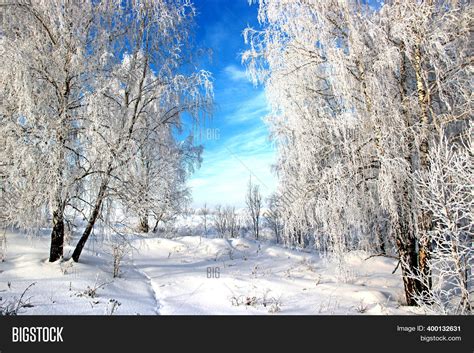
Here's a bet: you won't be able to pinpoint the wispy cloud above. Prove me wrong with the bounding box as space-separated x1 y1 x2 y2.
224 124 270 154
225 91 270 124
223 65 249 82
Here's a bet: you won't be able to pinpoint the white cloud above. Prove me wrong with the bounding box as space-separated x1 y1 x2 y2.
223 65 249 82
225 124 270 154
226 91 270 124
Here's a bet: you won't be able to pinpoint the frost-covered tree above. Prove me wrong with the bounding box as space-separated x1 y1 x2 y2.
213 205 241 239
1 0 110 261
411 132 472 314
71 0 212 262
200 203 210 234
264 194 284 244
244 0 472 306
213 205 228 238
246 178 262 240
121 128 202 234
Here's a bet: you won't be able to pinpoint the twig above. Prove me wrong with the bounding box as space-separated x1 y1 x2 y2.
392 260 401 274
364 253 399 261
15 282 36 312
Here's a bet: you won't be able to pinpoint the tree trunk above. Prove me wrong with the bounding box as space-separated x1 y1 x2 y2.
49 139 66 262
396 227 420 306
152 213 163 233
71 177 108 262
138 215 149 233
49 208 64 262
255 220 259 240
376 226 386 255
414 43 433 298
394 44 429 306
395 210 424 306
48 71 73 262
417 212 432 298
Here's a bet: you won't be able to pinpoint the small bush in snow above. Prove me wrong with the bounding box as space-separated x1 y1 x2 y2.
106 237 132 278
230 290 282 313
106 299 121 315
76 276 110 299
60 260 74 275
355 300 369 314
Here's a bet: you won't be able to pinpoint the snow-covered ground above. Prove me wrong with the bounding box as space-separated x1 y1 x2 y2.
0 229 423 315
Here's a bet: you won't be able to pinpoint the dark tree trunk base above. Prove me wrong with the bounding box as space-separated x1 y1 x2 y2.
396 214 423 306
72 177 109 262
49 211 65 262
139 216 149 233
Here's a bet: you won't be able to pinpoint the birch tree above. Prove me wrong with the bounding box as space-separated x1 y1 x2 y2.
71 0 212 262
1 0 108 261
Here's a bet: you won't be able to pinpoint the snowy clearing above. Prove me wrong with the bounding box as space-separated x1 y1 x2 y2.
0 230 423 315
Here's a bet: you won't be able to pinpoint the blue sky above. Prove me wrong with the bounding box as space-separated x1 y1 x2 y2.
184 0 277 208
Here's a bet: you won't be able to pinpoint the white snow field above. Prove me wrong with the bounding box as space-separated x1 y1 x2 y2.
0 229 423 315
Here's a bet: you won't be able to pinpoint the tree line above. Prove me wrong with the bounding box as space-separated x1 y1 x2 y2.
244 0 472 313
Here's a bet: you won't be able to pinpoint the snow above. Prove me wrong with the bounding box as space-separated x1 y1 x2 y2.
0 228 423 315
